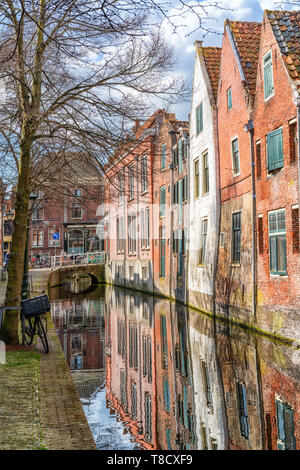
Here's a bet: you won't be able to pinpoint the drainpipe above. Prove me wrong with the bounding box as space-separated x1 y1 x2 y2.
185 135 190 305
169 161 174 298
168 130 179 298
244 119 256 319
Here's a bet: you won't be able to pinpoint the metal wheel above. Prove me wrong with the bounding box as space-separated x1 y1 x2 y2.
37 315 49 354
21 315 35 345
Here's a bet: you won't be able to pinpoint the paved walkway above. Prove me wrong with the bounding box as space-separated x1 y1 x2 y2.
0 270 96 450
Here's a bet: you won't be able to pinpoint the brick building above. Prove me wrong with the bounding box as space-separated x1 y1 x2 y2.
216 20 262 324
29 180 103 260
105 110 188 297
253 10 300 340
152 116 189 299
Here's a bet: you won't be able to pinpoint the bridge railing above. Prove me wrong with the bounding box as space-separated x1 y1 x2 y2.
51 251 106 268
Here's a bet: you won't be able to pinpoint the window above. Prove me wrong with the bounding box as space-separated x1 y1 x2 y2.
173 181 179 204
178 138 183 174
161 144 166 170
276 399 296 450
227 87 232 110
202 362 213 407
203 152 209 195
258 217 264 254
173 147 178 167
178 179 183 223
269 210 287 275
194 159 199 198
145 207 150 248
144 394 152 442
71 202 82 219
236 382 249 439
131 382 137 419
74 189 81 197
118 170 125 204
199 219 208 265
232 138 240 175
128 213 137 254
32 229 43 247
256 141 261 178
183 175 188 201
32 208 44 220
159 226 166 277
129 164 134 200
196 103 203 135
292 207 299 253
232 212 241 263
263 50 274 100
49 228 60 247
163 378 171 412
159 185 166 218
267 127 283 171
289 122 298 164
117 217 125 253
141 155 148 193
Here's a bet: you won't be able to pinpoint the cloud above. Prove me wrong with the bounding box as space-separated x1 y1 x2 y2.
160 0 298 119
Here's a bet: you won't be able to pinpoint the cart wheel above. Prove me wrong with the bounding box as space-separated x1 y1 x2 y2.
22 316 34 345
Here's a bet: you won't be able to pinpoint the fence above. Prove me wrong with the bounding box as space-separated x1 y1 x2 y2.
50 251 106 268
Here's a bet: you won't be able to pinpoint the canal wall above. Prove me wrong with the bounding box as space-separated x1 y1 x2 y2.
48 263 300 345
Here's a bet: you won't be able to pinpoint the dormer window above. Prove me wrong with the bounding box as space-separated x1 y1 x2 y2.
263 50 274 100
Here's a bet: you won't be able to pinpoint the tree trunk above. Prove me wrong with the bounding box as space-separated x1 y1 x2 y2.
0 121 33 344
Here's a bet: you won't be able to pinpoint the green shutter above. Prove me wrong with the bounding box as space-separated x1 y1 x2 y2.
264 54 273 99
179 179 183 222
267 128 283 171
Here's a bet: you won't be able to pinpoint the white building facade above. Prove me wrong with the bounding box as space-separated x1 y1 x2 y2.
188 42 221 314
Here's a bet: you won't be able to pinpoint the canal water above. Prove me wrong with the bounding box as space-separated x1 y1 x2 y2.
49 283 300 450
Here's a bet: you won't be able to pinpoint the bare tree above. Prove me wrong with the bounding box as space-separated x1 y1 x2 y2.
0 0 228 344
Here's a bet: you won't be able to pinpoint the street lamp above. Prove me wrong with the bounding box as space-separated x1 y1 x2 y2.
21 193 37 300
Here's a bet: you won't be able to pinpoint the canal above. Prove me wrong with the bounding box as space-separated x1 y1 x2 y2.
49 283 300 450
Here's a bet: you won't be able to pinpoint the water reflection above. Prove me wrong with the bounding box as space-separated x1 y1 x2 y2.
50 285 300 450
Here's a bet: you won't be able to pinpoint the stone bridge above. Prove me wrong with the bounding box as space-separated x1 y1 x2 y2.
48 264 105 289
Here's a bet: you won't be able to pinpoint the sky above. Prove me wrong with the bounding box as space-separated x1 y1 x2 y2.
159 0 299 120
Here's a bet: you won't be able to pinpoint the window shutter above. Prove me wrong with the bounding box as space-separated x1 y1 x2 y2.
264 55 273 99
267 128 283 171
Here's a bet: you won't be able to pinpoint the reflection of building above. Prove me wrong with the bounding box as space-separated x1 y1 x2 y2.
154 300 196 450
257 339 299 450
105 287 157 450
51 298 105 370
105 287 197 450
215 323 265 450
189 313 227 449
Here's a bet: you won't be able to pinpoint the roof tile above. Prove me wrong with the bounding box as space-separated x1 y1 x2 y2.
227 20 262 96
199 47 222 103
266 10 300 84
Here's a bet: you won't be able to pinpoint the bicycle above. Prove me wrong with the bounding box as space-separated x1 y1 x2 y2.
21 294 50 354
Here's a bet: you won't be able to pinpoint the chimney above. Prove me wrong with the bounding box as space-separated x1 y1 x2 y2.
132 119 140 133
194 40 203 49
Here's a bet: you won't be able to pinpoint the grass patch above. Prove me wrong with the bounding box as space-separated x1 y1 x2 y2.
1 350 40 369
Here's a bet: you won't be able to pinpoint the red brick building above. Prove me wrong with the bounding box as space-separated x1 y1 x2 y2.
105 110 188 297
29 181 103 260
216 20 262 324
152 117 189 299
253 10 300 340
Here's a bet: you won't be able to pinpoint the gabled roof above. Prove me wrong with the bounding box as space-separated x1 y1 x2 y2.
201 47 222 102
266 10 300 86
226 20 262 96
